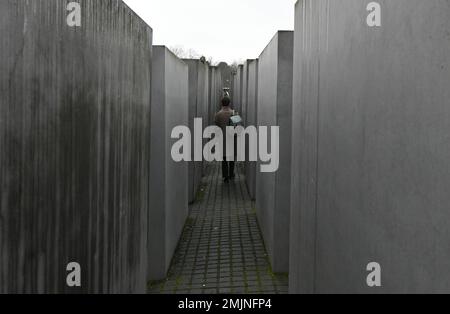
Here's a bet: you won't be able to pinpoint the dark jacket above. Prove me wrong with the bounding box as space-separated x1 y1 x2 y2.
214 107 233 131
215 107 235 158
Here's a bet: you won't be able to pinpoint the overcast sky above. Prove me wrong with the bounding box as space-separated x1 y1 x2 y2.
123 0 295 64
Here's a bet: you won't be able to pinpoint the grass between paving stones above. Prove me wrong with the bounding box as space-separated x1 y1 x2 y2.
148 279 166 293
148 164 288 294
195 183 208 202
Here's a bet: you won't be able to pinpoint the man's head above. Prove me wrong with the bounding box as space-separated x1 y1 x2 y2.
221 97 231 108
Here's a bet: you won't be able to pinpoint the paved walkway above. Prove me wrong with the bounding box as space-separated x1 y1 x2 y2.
148 162 288 294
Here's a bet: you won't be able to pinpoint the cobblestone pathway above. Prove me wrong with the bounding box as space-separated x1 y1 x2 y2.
148 163 288 294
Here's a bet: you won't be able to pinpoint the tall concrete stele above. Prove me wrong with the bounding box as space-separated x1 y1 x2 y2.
256 31 294 274
208 66 224 125
243 59 259 200
183 59 209 203
0 0 153 293
290 0 450 294
149 46 189 281
217 62 233 97
232 65 244 114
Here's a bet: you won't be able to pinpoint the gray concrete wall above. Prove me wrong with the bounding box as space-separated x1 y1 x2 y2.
241 62 249 125
0 0 152 293
232 65 244 113
238 65 244 113
256 32 293 273
208 66 216 125
244 60 259 200
215 68 223 114
149 46 188 281
217 62 232 91
208 65 223 125
290 0 450 293
198 61 210 127
230 74 235 104
184 59 209 202
197 61 209 175
232 73 238 109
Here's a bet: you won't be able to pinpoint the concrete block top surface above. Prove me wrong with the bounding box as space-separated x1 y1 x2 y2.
154 45 187 64
258 31 294 59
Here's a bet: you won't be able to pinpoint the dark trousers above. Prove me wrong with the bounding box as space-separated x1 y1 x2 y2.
222 157 235 179
222 135 237 179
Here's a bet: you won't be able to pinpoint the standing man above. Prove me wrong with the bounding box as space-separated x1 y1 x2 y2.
215 97 236 183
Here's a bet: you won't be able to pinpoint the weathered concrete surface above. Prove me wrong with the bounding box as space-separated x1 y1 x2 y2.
184 59 209 203
256 32 293 273
230 74 235 106
289 0 320 294
149 46 188 281
232 65 244 113
208 67 216 124
217 62 232 92
0 0 152 293
243 60 259 200
290 0 450 293
208 66 223 125
241 62 249 124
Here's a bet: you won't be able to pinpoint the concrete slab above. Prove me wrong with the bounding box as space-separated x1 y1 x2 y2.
232 65 244 113
290 0 450 293
217 62 232 92
149 46 189 281
184 59 209 202
241 62 249 123
0 0 152 293
256 31 293 273
289 0 321 293
209 65 224 125
244 60 259 200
